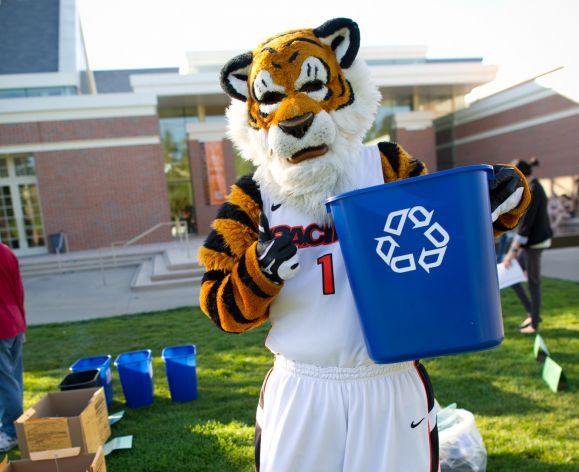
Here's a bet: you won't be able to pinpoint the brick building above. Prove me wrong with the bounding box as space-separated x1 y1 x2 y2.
2 0 522 256
435 71 579 197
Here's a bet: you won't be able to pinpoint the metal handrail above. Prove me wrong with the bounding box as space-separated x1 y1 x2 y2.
110 220 190 267
111 221 181 249
98 219 192 285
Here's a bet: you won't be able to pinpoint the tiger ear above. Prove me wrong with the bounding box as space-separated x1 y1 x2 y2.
220 52 253 102
313 18 360 69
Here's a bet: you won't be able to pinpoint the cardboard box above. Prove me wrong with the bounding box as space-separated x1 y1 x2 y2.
0 446 106 472
15 388 110 459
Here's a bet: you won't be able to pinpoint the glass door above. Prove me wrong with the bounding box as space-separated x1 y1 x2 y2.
159 113 197 234
0 184 20 249
0 155 46 255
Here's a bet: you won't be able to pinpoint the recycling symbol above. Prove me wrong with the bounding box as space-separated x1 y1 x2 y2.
375 206 450 274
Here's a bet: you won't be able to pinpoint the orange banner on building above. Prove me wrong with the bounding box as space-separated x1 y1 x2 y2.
204 141 227 205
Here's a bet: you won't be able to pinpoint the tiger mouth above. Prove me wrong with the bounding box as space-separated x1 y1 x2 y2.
287 145 329 164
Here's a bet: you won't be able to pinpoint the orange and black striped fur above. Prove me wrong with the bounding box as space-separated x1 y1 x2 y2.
199 18 530 333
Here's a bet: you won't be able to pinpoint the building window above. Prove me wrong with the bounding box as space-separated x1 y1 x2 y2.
0 154 45 253
204 105 227 122
0 86 77 100
14 155 36 176
19 184 44 248
0 158 8 178
159 109 198 233
365 95 412 142
0 89 26 99
0 185 19 249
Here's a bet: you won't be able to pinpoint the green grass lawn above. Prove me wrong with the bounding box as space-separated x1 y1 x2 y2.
6 277 579 471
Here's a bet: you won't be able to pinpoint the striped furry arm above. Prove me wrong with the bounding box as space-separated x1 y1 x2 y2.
378 141 428 182
198 174 282 333
491 165 531 237
377 141 531 237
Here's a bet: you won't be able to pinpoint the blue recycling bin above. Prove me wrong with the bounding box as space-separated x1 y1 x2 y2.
326 165 503 363
70 355 114 406
114 350 154 408
162 345 197 402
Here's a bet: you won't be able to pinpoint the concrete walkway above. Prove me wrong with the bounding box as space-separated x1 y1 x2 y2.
24 267 200 325
23 245 578 326
542 246 579 282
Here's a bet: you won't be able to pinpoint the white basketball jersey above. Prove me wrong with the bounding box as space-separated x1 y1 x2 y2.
262 144 384 367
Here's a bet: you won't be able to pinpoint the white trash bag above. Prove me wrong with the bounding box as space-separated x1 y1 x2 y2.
437 402 487 472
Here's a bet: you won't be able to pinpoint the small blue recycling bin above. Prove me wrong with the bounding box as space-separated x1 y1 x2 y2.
162 344 197 402
326 165 503 363
114 349 154 408
70 355 113 406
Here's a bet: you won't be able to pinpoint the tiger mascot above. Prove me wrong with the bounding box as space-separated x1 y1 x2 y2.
199 18 530 471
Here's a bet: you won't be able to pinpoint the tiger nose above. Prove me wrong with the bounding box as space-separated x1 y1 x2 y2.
278 113 314 139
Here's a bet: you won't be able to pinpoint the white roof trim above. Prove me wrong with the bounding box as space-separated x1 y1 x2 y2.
131 72 221 96
187 122 227 142
369 63 497 87
392 111 435 131
0 93 158 123
0 72 79 90
0 136 160 154
130 61 496 97
451 81 557 126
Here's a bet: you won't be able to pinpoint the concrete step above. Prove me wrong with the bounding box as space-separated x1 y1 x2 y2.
131 259 203 291
21 254 149 269
21 259 143 277
149 255 204 281
20 249 165 278
164 248 199 270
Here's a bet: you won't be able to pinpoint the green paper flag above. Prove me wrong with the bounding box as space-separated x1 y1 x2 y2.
541 357 568 392
533 334 550 363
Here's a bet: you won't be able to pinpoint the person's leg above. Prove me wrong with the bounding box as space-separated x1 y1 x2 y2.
525 249 543 330
343 361 439 471
256 357 347 472
511 249 533 323
0 334 24 439
511 282 532 313
12 333 23 414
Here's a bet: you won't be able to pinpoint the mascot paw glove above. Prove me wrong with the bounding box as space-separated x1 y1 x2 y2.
489 165 525 222
256 213 300 283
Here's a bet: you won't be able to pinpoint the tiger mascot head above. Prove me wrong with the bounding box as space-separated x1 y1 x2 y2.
221 18 380 223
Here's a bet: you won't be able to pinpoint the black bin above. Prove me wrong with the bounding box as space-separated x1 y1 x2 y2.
59 369 102 391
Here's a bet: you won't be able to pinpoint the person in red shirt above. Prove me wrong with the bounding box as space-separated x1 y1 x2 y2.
0 243 26 452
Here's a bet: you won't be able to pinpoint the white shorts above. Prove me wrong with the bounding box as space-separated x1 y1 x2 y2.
255 356 438 472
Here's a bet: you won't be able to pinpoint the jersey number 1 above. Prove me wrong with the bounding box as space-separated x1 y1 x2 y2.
317 253 335 295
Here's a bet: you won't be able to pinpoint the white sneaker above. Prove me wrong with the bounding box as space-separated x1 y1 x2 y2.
0 431 18 452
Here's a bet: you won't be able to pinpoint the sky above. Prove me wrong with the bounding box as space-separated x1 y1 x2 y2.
78 0 579 102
